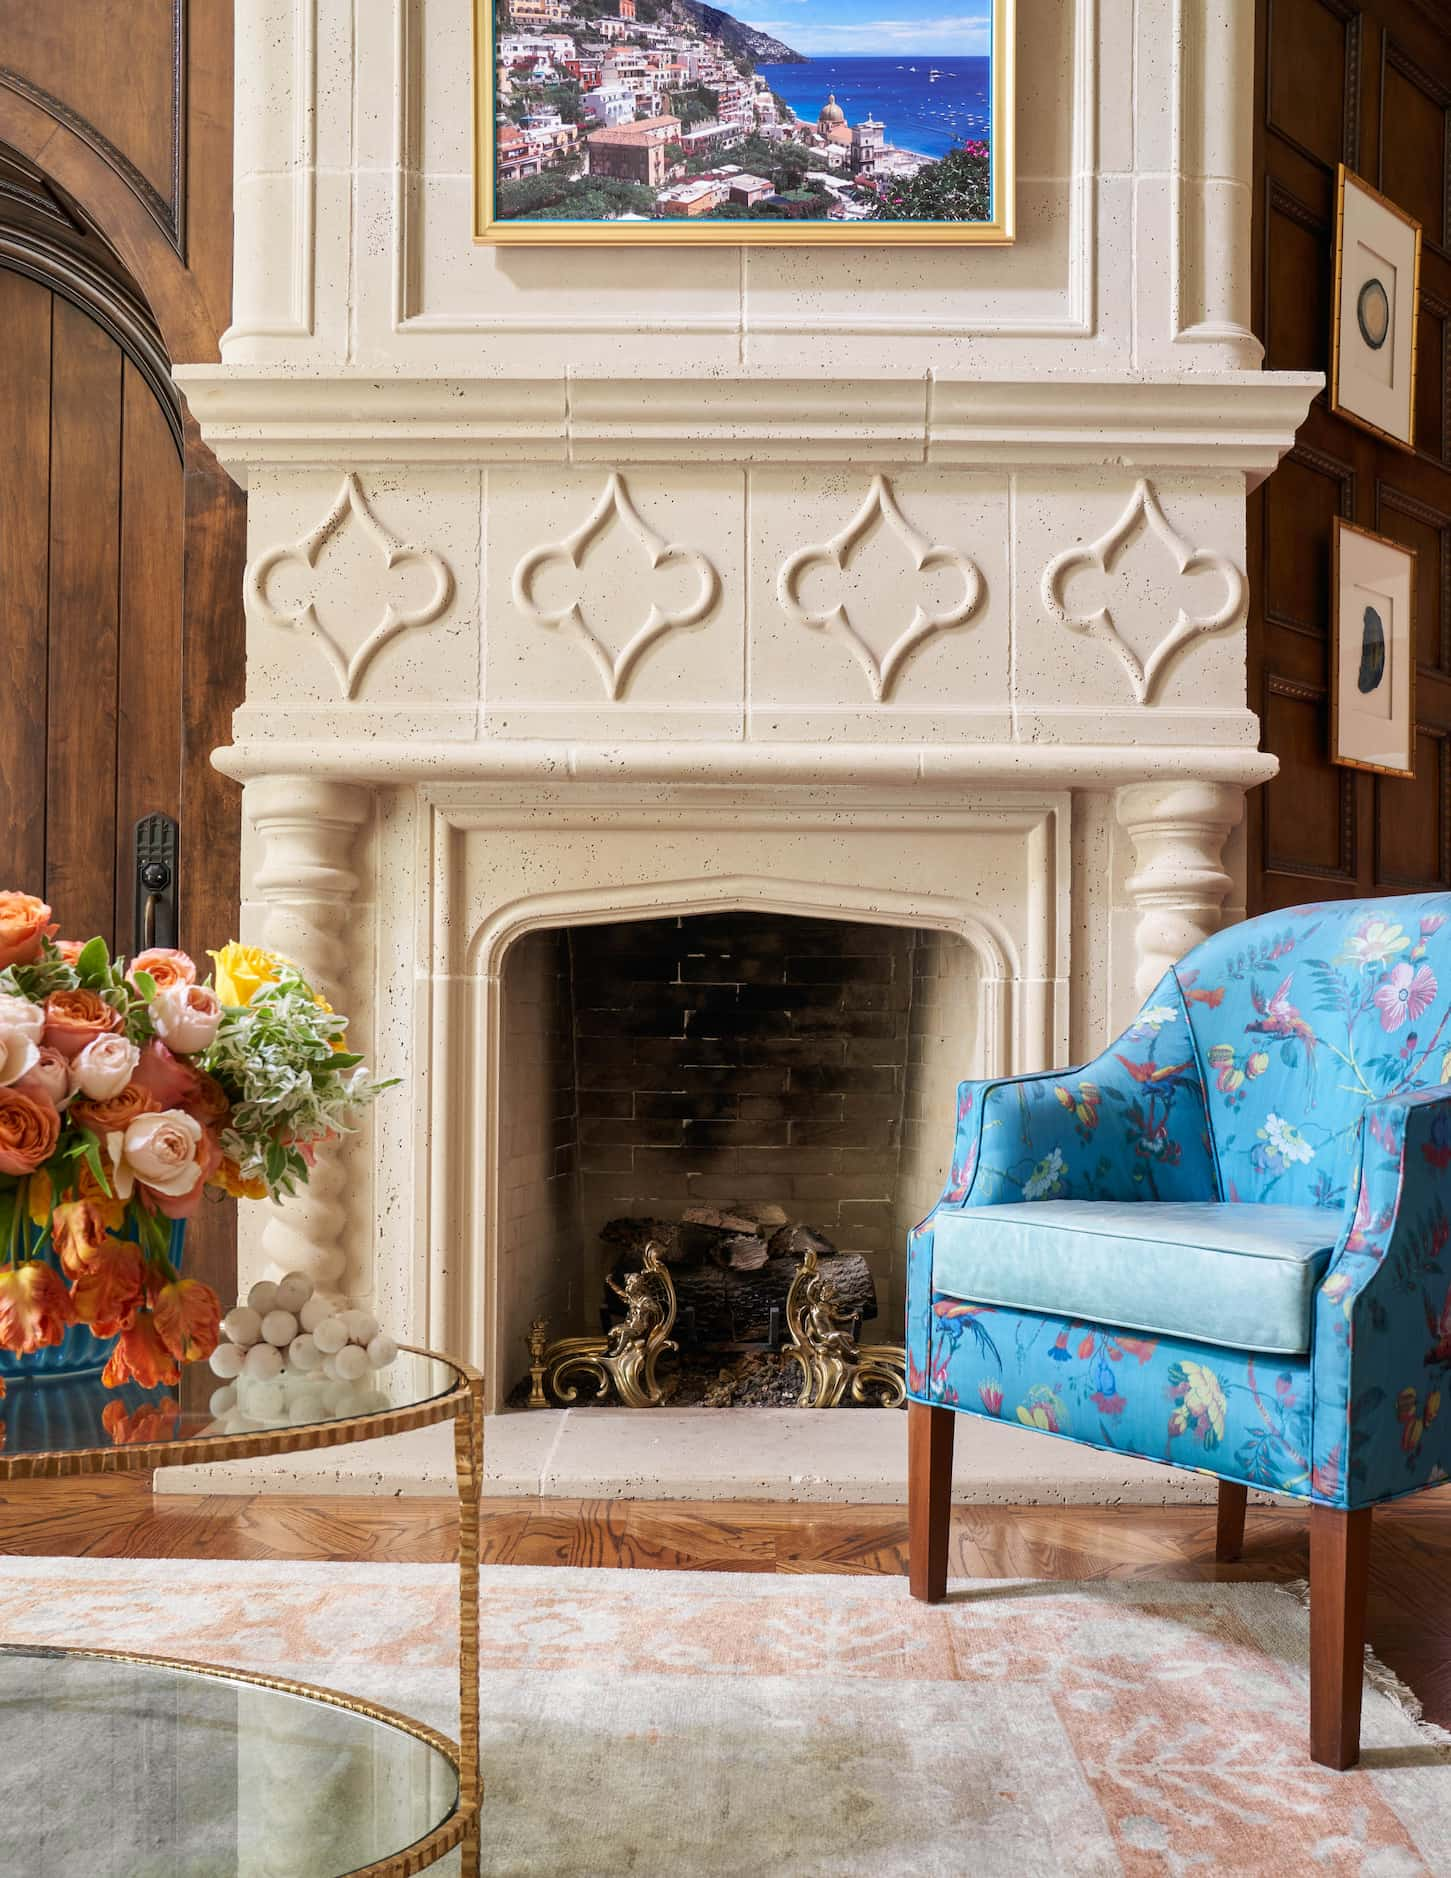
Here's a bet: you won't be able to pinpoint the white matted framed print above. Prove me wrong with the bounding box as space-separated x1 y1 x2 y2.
473 0 1014 244
1332 518 1417 780
1331 165 1422 451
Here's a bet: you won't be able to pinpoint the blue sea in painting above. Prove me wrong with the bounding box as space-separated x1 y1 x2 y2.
756 55 991 161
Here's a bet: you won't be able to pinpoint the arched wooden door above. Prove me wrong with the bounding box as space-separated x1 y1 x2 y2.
0 265 184 951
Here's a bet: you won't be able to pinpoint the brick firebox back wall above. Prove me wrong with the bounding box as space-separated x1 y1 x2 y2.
564 911 979 1326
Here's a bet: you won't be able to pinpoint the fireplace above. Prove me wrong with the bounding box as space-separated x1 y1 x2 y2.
496 909 979 1394
174 0 1319 1494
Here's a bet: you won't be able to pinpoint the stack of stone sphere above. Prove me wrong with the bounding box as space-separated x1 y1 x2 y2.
207 1270 399 1428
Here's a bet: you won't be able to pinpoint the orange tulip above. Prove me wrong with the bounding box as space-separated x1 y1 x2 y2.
211 1155 268 1202
102 1398 180 1446
152 1278 221 1363
52 1200 122 1278
0 1262 76 1354
69 1238 146 1338
102 1310 180 1389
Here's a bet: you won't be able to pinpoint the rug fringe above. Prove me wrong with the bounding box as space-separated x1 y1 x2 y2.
1273 1577 1451 1751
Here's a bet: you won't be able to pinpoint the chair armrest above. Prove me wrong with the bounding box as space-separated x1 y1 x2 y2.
1311 1083 1451 1506
931 970 1218 1214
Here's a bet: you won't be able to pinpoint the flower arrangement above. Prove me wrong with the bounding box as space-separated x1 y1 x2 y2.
0 890 388 1389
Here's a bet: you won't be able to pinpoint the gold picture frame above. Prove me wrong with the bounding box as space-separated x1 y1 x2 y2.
473 0 1014 243
1330 164 1423 454
1331 516 1417 781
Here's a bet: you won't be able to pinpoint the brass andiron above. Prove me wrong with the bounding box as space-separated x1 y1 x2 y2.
528 1244 678 1409
526 1318 550 1408
785 1247 907 1408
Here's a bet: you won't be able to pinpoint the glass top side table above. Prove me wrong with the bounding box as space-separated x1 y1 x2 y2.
0 1346 483 1878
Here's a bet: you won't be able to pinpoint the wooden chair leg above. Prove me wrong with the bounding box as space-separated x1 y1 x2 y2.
1215 1481 1248 1562
908 1401 955 1603
1309 1504 1373 1770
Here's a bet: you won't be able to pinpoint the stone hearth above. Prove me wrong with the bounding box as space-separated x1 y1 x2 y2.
170 0 1320 1495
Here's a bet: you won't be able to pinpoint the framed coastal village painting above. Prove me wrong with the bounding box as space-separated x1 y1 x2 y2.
473 0 1014 243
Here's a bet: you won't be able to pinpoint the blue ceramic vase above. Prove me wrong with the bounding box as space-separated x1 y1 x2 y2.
0 1213 187 1381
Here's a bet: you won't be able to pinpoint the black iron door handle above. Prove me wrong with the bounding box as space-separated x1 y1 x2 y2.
133 813 179 954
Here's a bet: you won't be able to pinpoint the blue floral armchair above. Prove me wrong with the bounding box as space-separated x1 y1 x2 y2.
906 892 1451 1768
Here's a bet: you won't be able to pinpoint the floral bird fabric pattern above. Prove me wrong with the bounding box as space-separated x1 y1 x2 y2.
907 894 1451 1510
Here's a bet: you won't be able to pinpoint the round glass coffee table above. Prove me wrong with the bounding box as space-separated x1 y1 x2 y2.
0 1346 483 1878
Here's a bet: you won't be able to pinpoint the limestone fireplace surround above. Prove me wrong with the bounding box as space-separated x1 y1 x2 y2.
167 0 1322 1499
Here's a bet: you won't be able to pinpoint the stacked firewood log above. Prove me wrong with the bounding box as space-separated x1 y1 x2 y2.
601 1203 876 1349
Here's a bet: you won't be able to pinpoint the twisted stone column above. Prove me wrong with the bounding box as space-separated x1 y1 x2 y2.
1116 780 1244 1005
242 775 372 1302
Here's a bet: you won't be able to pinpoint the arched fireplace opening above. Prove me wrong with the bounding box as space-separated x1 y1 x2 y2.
493 908 980 1408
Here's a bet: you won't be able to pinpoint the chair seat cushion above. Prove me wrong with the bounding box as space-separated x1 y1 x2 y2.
931 1201 1340 1357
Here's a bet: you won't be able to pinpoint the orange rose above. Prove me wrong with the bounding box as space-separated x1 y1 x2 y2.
152 1277 221 1362
0 1087 60 1176
0 1261 75 1354
53 940 84 964
69 1080 157 1139
70 1238 146 1338
0 893 56 970
43 989 121 1061
129 948 196 992
102 1309 179 1389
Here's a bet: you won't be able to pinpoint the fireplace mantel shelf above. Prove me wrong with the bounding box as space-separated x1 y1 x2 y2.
178 368 1322 478
213 738 1278 790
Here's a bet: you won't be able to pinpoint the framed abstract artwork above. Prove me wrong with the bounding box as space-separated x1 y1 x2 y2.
1332 518 1417 780
473 0 1014 243
1331 165 1422 451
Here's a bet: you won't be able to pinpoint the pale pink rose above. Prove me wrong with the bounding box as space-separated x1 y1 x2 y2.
70 1033 142 1102
149 1123 224 1221
131 1040 203 1110
107 1109 204 1201
0 1032 39 1089
12 1046 69 1108
0 994 44 1044
128 948 196 992
149 982 222 1055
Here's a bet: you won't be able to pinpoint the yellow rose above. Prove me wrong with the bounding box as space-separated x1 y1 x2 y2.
209 943 289 1008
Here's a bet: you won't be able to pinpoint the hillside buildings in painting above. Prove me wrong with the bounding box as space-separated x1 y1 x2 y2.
492 0 933 222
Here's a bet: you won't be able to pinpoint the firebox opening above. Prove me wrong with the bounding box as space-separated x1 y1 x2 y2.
495 910 980 1407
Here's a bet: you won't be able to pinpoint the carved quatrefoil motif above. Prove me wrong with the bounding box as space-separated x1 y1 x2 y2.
511 473 720 700
245 473 455 699
776 475 983 702
1040 479 1247 704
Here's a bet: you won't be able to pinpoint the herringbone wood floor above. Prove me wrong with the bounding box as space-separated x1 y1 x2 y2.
3 1478 1448 1726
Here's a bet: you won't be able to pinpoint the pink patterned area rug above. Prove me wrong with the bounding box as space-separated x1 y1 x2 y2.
3 1558 1449 1876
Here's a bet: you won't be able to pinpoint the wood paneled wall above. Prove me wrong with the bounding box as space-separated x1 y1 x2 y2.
1250 0 1451 911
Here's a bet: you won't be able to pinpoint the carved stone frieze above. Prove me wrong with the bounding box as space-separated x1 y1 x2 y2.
245 473 455 699
1040 479 1247 704
511 471 720 700
776 474 983 702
